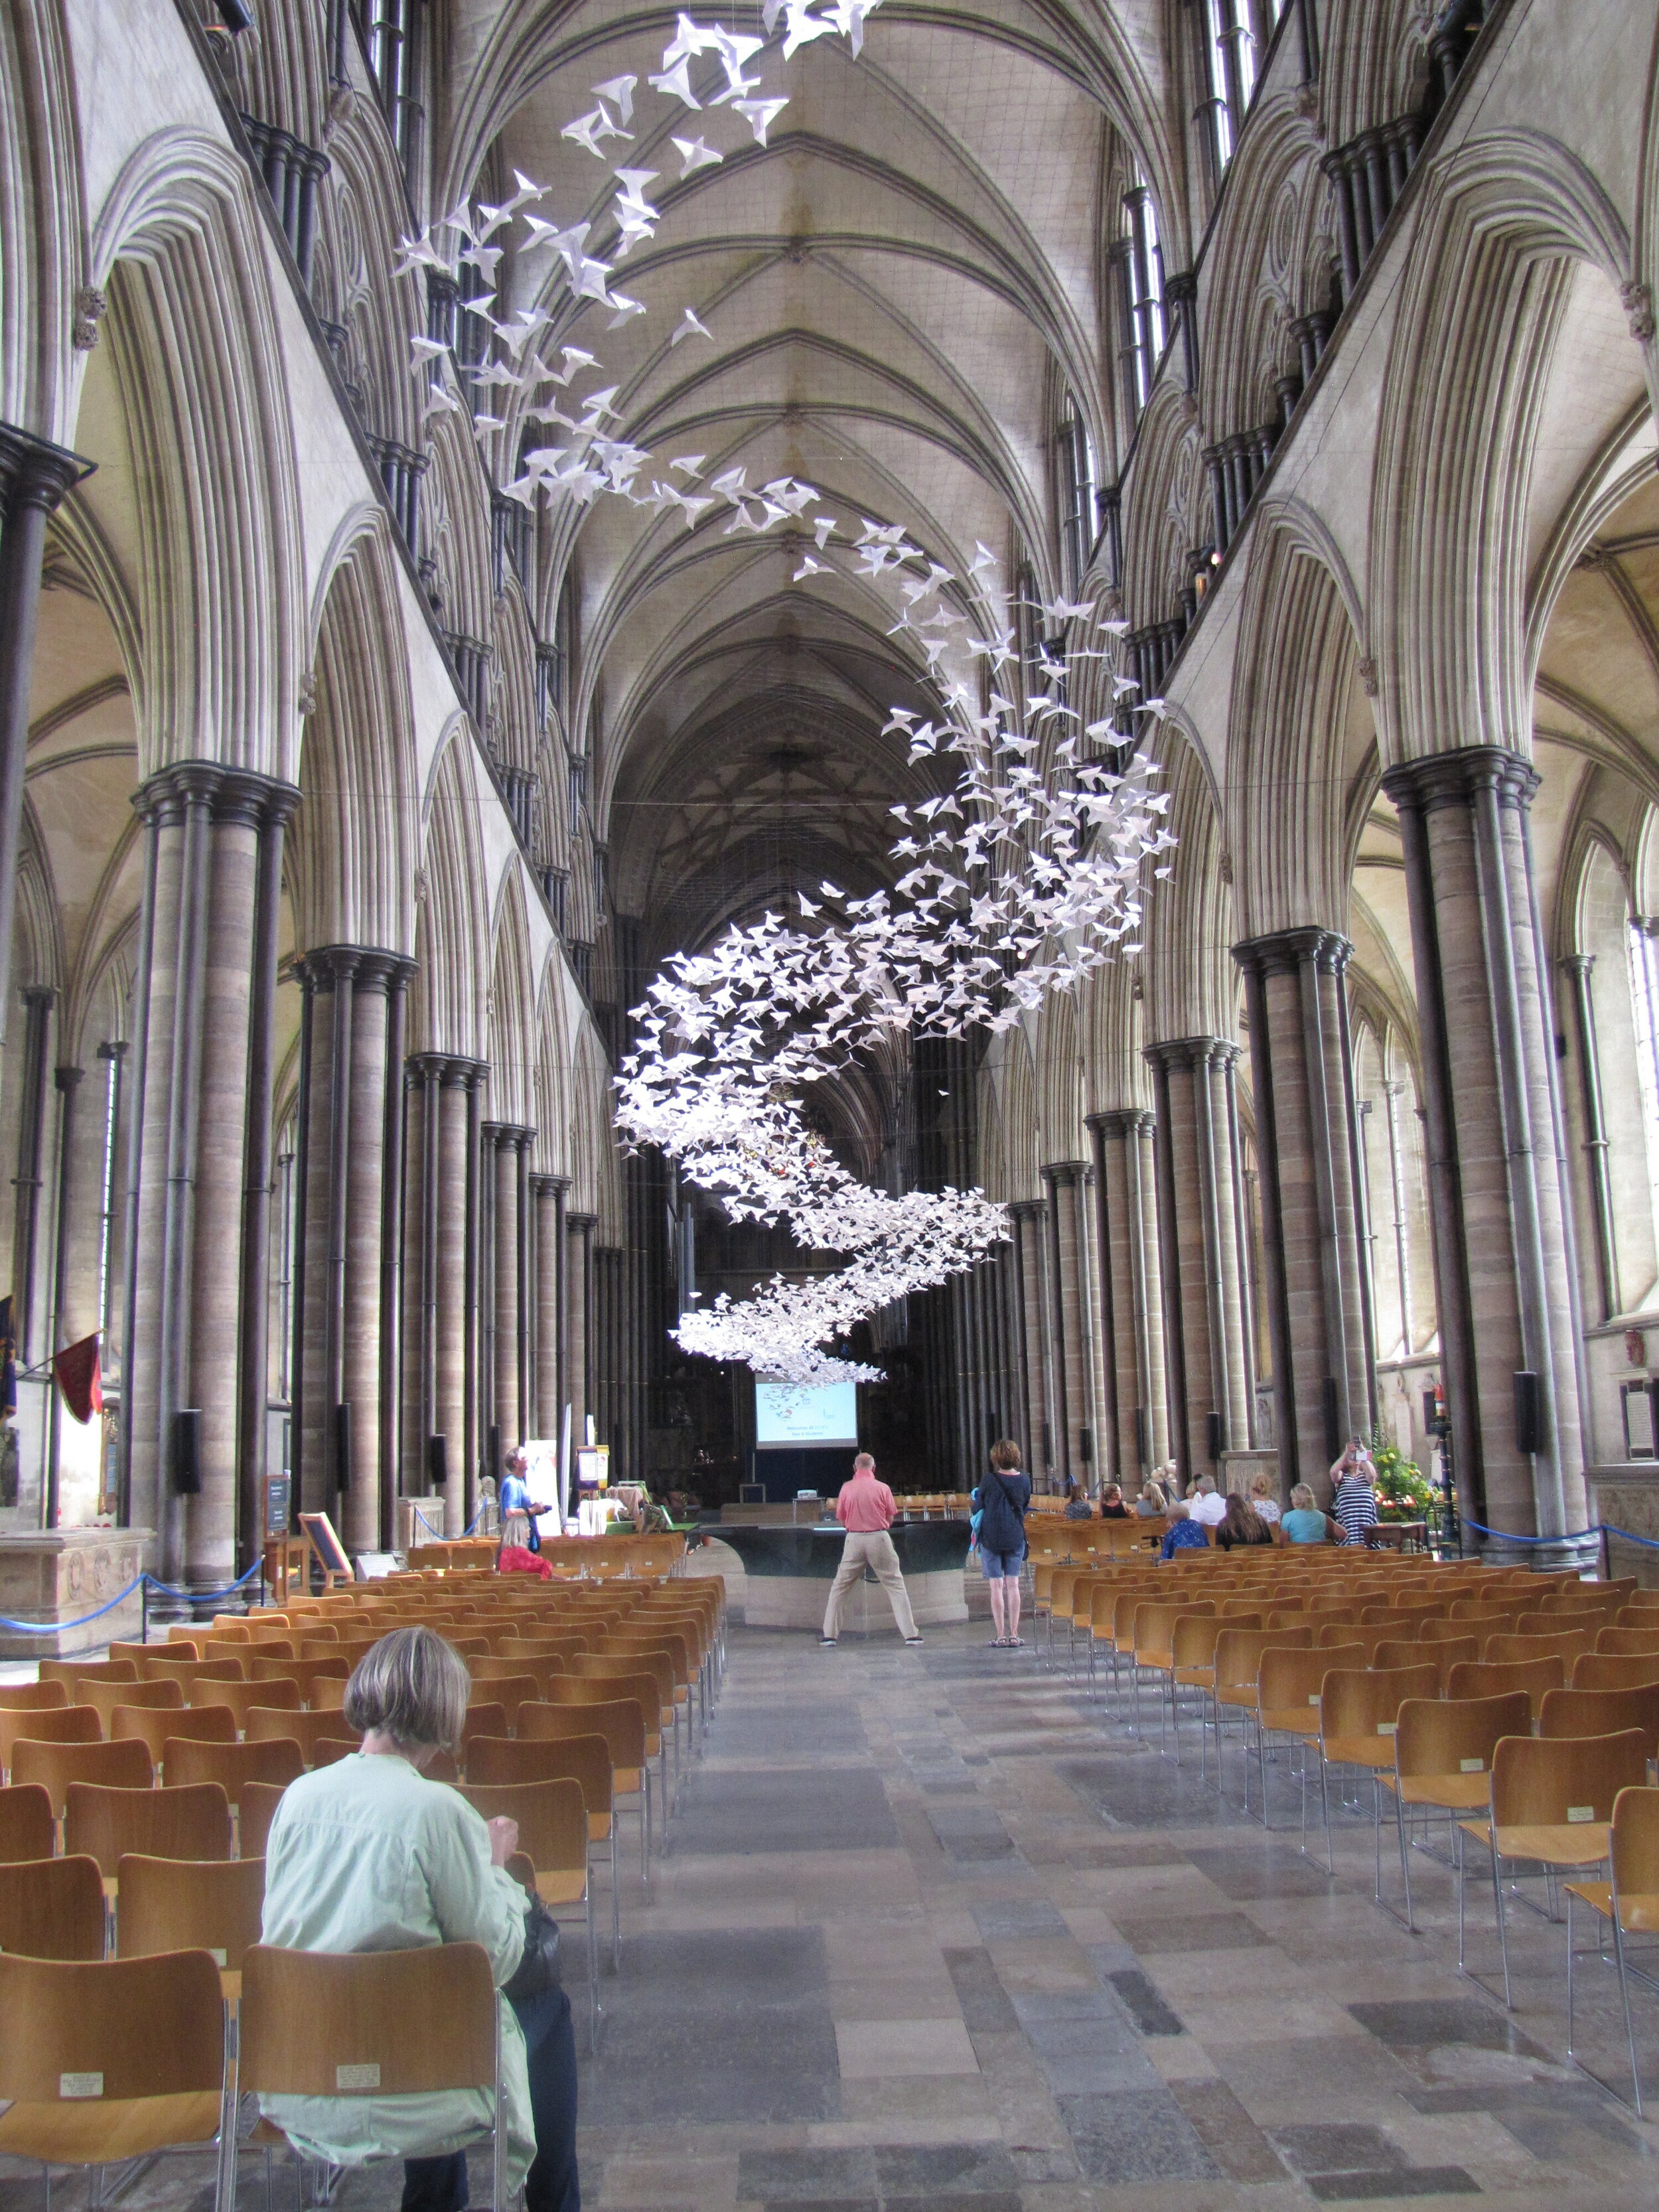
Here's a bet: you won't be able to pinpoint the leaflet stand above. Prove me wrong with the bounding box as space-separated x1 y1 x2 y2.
299 1511 351 1593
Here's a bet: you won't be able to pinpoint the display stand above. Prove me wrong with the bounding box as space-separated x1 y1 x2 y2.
263 1534 309 1603
298 1511 351 1592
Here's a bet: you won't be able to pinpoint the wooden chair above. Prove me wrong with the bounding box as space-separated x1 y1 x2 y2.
13 1735 151 1819
1486 1629 1595 1669
1459 1728 1650 2006
117 1854 266 2000
244 1708 352 1765
200 1678 301 1731
1375 1635 1479 1694
1321 1621 1424 1668
64 1781 231 1895
165 1737 305 1832
460 1779 597 2047
0 1681 68 1712
1447 1654 1566 1722
236 1941 509 2211
1540 1684 1659 1763
36 1659 138 1691
137 1655 248 1688
1576 1651 1659 1693
1255 1642 1364 1831
466 1733 618 1967
0 1854 106 1960
0 1950 230 2189
112 1704 238 1777
236 1781 288 1861
1376 1692 1531 1930
249 1657 348 1702
1564 1785 1659 2116
0 1703 102 1781
1597 1629 1659 1657
1129 1599 1216 1746
459 1704 508 1757
1210 1627 1313 1810
0 1782 56 1865
1315 1663 1441 1872
465 1674 541 1728
473 1655 566 1704
519 1698 653 1885
73 1679 184 1732
563 1660 675 1779
311 1737 364 1768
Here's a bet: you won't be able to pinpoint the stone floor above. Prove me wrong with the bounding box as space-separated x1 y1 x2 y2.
5 1615 1659 2210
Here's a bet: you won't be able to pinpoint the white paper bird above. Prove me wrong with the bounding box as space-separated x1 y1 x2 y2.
670 306 713 344
733 96 788 144
591 74 638 123
672 135 724 176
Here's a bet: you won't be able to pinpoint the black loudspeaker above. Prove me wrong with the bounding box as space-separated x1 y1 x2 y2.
427 1432 448 1489
172 1409 202 1496
1423 1388 1438 1436
1041 1420 1053 1470
1322 1376 1341 1461
1514 1371 1542 1455
334 1402 352 1492
1078 1427 1093 1465
1206 1410 1223 1463
1133 1406 1147 1467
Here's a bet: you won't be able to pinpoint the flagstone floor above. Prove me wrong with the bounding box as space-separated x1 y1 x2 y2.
7 1615 1659 2211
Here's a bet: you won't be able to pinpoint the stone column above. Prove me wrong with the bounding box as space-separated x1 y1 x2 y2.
0 426 88 1053
44 1063 83 1527
235 784 297 1569
464 1076 484 1528
1233 928 1375 1500
10 984 56 1363
119 764 291 1585
491 1126 535 1453
1088 1112 1143 1485
531 1173 568 1441
1561 954 1617 1324
478 1121 502 1481
400 1055 443 1495
434 1061 480 1534
292 948 356 1521
1041 1163 1091 1489
1145 1038 1252 1491
378 963 411 1545
566 1211 596 1512
1009 1199 1052 1481
1382 749 1592 1563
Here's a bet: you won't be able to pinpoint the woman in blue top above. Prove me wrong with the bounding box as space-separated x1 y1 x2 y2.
499 1447 552 1554
1280 1483 1342 1544
974 1439 1032 1649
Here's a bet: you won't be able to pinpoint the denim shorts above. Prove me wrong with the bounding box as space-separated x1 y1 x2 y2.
978 1547 1023 1582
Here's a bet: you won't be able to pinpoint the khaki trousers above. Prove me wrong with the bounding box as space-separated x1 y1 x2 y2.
822 1529 918 1640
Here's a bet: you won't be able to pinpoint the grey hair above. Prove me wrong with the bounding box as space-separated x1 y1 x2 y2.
1195 1475 1216 1494
342 1626 470 1753
1168 1500 1190 1519
1290 1483 1315 1510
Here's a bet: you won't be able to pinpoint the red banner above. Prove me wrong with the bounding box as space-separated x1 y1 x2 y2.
53 1334 102 1424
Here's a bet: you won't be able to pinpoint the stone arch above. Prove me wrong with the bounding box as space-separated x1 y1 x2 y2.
1035 989 1085 1165
413 721 490 1059
87 129 305 779
1120 378 1206 627
289 514 421 952
1228 500 1374 937
532 960 573 1180
0 0 84 437
1370 129 1640 764
485 865 538 1130
1143 725 1234 1044
996 1023 1041 1205
423 407 494 652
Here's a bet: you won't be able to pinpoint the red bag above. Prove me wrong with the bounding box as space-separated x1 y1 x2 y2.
498 1544 551 1580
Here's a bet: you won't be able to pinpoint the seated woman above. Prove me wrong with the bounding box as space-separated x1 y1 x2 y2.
1247 1471 1281 1527
259 1627 579 2212
1213 1491 1275 1550
1098 1483 1130 1520
1280 1483 1342 1544
1159 1501 1210 1559
1062 1481 1094 1521
1135 1481 1167 1518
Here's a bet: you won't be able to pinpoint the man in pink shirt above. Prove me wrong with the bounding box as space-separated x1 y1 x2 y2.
820 1453 923 1647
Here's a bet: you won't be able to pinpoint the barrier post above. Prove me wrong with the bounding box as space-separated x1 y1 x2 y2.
141 1576 148 1645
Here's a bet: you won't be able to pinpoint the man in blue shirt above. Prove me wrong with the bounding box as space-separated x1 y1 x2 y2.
1160 1501 1211 1560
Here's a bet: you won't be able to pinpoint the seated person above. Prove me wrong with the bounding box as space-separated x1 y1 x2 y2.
1098 1483 1130 1520
1187 1475 1228 1527
260 1627 579 2212
1159 1501 1211 1559
1248 1471 1281 1526
1214 1492 1275 1549
1135 1481 1167 1518
1062 1481 1094 1521
1281 1482 1341 1544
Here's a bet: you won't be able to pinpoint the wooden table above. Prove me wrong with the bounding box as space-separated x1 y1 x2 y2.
263 1535 310 1603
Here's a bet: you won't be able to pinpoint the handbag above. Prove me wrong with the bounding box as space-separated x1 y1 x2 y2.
502 1891 562 2000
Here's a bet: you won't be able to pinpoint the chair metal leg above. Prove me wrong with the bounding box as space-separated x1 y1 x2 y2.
1612 1908 1646 2118
609 1830 621 1970
1491 1842 1514 2010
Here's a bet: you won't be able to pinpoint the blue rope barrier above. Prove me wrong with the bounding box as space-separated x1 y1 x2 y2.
140 1560 263 1603
0 1574 145 1635
1460 1514 1659 1554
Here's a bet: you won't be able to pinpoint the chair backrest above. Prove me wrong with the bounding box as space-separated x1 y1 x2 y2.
570 1653 672 1708
1212 1626 1313 1693
1321 1664 1441 1744
459 1779 588 1880
465 1731 613 1812
250 1657 349 1696
459 1704 508 1753
64 1781 231 1874
0 1854 106 1960
518 1696 647 1769
0 1781 56 1865
137 1654 249 1687
1446 1654 1565 1720
1258 1642 1364 1718
13 1735 152 1814
1490 1728 1649 1829
165 1734 305 1805
239 1941 496 2096
111 1704 238 1769
1574 1651 1659 1692
0 1949 226 2104
0 1704 102 1775
1321 1621 1413 1664
246 1708 354 1762
237 1779 289 1859
74 1680 185 1730
195 1678 301 1727
116 1852 266 1972
467 1674 540 1726
1596 1628 1659 1657
1133 1600 1215 1659
1612 1784 1659 1898
0 1682 68 1713
1392 1692 1531 1781
1484 1629 1595 1667
37 1659 138 1690
1540 1682 1659 1759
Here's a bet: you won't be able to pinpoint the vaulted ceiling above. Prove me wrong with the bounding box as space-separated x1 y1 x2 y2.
446 0 1177 964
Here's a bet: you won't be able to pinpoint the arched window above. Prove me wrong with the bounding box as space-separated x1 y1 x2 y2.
1057 400 1098 592
1196 0 1285 184
1571 839 1659 1317
1114 176 1166 421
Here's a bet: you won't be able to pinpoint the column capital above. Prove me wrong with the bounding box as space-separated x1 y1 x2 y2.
1086 1108 1155 1139
96 1037 131 1064
1380 746 1540 816
566 1210 598 1233
53 1064 84 1093
1040 1160 1088 1189
1008 1198 1046 1224
1232 926 1352 978
132 760 301 831
1143 1034 1240 1073
0 422 94 513
20 982 57 1012
530 1172 571 1196
1560 952 1596 978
